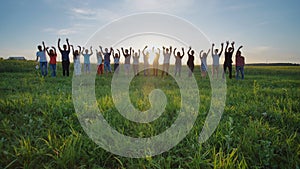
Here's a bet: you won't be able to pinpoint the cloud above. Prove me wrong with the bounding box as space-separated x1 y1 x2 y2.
43 27 77 36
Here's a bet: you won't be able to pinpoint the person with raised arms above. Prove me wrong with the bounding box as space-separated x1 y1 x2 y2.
36 41 48 77
235 45 245 80
142 46 150 76
187 46 195 77
58 38 71 77
162 46 172 77
81 46 93 74
121 47 132 76
112 48 121 74
211 42 224 79
100 46 113 74
223 41 235 79
44 42 57 77
132 49 141 76
153 47 160 76
70 45 81 76
199 48 210 78
96 47 104 75
173 47 185 77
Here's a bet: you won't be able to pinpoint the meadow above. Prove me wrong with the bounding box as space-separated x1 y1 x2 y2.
0 60 299 169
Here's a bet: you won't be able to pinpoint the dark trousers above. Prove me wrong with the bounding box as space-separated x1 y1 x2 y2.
223 63 232 79
62 60 70 76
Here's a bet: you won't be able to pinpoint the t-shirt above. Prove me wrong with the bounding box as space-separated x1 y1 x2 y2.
212 54 220 66
236 56 245 66
36 51 47 62
224 51 233 64
83 54 91 64
163 53 171 64
175 56 182 65
201 56 207 67
114 57 119 64
144 54 149 65
133 56 139 65
124 54 131 64
187 54 194 66
60 50 70 61
104 53 111 63
97 54 102 65
49 53 57 64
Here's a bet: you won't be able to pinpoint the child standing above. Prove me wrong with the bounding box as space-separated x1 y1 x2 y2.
36 41 48 77
212 43 224 79
173 47 185 77
235 45 245 80
223 41 235 79
82 46 93 74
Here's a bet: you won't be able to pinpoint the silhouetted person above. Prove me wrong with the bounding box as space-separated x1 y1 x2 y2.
162 46 172 77
187 46 195 77
223 41 235 79
235 45 245 80
58 38 70 76
173 47 185 77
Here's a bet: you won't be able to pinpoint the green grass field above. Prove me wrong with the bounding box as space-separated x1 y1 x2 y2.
0 60 299 169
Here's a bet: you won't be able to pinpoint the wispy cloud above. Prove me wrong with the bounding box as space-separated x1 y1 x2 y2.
43 27 77 36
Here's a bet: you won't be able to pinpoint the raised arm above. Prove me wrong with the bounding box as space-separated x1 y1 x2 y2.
90 46 93 55
70 45 75 55
162 46 166 55
99 46 104 54
142 46 148 55
117 49 121 57
66 38 70 51
52 46 57 54
211 43 214 57
81 47 85 55
199 50 203 59
121 47 125 56
188 46 192 55
78 46 81 54
181 47 185 58
237 45 243 52
43 41 50 55
169 46 172 53
218 43 224 56
157 48 160 55
129 47 132 56
58 38 62 51
109 47 113 54
138 49 141 57
173 48 177 57
231 41 235 52
207 49 210 56
225 41 229 52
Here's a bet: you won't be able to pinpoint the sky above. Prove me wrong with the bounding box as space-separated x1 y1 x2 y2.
0 0 299 64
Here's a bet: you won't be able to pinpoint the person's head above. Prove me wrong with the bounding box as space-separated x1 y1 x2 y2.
203 53 207 57
37 45 42 51
125 49 129 54
236 51 241 57
135 52 138 57
214 49 219 54
191 50 194 55
166 48 169 53
115 53 119 57
63 44 67 50
49 49 54 54
85 49 88 54
75 50 79 55
228 47 233 52
146 51 149 55
105 48 108 52
177 52 181 56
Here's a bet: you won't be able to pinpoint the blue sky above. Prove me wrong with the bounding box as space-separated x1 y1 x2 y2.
0 0 299 64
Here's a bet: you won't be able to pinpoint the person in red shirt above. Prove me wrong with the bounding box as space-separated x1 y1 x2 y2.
235 45 245 80
45 43 57 77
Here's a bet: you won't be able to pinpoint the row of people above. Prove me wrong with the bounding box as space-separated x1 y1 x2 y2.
36 39 245 79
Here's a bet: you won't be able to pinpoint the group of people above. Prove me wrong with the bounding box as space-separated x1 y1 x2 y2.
36 38 245 80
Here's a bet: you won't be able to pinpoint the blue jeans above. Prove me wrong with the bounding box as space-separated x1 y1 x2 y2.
236 66 244 79
40 62 48 77
104 61 112 72
49 64 56 77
